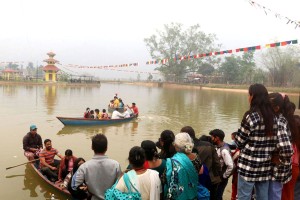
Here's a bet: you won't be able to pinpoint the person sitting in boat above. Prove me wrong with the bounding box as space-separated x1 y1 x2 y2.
23 124 43 161
95 109 102 119
101 109 109 119
113 96 119 108
108 100 114 108
61 158 89 199
119 98 124 108
123 107 131 118
58 149 77 182
128 102 139 117
111 108 124 119
39 139 63 182
83 107 90 118
89 110 95 119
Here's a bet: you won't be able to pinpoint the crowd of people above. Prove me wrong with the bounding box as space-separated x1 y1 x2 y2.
22 83 300 200
83 95 139 120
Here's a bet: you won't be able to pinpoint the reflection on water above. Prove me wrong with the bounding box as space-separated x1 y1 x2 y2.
23 164 38 198
2 85 17 96
1 83 299 199
44 86 57 115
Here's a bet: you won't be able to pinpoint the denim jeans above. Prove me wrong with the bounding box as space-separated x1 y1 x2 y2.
268 181 283 200
238 173 269 200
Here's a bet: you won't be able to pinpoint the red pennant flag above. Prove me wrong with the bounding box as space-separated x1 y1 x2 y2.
236 49 240 52
281 42 287 46
270 43 276 47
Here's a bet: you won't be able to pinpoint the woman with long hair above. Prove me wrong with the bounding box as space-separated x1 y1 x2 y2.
58 149 77 182
268 93 293 200
235 84 278 200
270 95 300 200
156 130 176 159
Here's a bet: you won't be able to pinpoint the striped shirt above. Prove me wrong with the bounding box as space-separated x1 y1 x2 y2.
270 113 293 184
39 148 59 167
235 111 277 182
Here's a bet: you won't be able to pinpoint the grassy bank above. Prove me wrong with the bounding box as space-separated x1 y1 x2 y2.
200 83 300 94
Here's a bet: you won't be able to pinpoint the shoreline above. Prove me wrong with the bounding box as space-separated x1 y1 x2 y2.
0 80 299 95
121 81 300 96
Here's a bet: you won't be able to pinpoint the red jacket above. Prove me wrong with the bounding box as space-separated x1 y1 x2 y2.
58 155 77 180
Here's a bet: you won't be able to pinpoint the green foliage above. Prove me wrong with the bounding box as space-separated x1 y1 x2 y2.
198 63 215 75
144 23 220 81
137 73 141 81
147 73 153 81
58 72 70 82
260 46 300 86
218 52 259 84
7 63 19 70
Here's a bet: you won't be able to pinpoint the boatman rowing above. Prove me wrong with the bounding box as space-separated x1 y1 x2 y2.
127 102 139 117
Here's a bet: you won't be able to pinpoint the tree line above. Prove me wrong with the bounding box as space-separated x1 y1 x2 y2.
144 23 300 87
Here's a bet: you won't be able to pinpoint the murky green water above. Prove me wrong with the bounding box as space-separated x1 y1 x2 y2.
1 83 298 199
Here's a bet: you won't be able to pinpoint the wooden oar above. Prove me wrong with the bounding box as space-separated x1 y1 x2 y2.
6 158 39 170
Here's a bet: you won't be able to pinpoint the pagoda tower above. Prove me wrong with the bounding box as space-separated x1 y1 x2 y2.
43 52 59 82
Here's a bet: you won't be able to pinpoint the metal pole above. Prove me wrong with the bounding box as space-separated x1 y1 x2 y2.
36 61 38 82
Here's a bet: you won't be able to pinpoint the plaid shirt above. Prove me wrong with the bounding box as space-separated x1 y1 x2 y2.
270 113 293 184
235 111 278 182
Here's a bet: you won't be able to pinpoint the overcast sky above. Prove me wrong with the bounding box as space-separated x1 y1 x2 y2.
0 0 299 79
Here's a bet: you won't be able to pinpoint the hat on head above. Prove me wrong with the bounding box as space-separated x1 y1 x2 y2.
30 125 37 130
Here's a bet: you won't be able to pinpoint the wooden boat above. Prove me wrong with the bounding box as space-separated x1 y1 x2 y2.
29 160 71 197
57 115 136 126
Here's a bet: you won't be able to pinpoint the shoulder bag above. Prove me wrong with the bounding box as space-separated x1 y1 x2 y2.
104 172 142 200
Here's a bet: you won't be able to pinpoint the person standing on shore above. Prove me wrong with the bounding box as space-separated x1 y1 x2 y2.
23 125 43 161
71 134 121 200
235 83 278 200
268 93 293 200
209 129 234 200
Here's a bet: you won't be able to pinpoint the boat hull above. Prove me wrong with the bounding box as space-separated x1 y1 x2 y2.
57 116 135 126
29 161 70 196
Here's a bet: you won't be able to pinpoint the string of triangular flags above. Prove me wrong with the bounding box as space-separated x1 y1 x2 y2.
145 39 298 65
56 64 159 75
1 40 298 72
63 62 139 69
247 0 300 29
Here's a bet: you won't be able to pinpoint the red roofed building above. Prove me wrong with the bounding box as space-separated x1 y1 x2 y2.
43 52 59 82
1 68 21 80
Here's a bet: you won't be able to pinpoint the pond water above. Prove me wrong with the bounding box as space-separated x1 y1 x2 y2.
1 83 298 199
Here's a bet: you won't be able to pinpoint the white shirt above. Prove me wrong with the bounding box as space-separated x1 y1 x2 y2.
115 169 161 200
123 110 131 118
111 110 123 119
